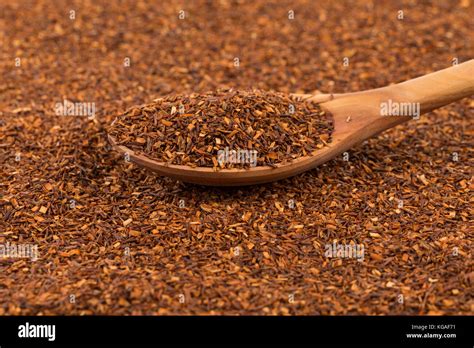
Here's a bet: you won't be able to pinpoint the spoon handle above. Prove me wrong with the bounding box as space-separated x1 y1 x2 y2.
388 60 474 115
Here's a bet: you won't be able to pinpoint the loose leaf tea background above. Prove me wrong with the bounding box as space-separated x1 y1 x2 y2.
0 0 472 315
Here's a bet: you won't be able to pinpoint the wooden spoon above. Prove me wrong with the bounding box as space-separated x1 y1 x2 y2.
108 60 474 186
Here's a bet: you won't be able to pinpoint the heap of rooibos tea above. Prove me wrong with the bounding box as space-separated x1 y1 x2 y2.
109 89 334 169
